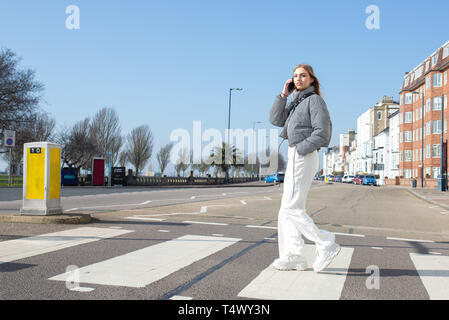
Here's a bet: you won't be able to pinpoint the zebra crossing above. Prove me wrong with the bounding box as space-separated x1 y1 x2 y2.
1 224 449 300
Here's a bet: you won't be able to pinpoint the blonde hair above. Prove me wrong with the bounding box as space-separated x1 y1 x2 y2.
293 64 322 97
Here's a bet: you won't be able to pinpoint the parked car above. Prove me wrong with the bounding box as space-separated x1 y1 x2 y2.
362 175 377 186
265 172 285 183
353 174 365 185
335 175 343 182
342 175 354 183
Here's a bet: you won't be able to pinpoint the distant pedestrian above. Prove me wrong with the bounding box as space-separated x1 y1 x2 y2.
269 64 340 272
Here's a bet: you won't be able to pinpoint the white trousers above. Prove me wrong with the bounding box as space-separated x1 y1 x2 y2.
277 146 335 259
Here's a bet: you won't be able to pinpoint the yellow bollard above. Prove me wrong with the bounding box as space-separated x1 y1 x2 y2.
20 142 63 215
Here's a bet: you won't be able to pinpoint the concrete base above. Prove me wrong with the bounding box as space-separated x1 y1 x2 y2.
0 213 92 224
20 206 63 216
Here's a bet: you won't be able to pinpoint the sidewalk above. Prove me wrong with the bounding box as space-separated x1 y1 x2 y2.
384 184 449 211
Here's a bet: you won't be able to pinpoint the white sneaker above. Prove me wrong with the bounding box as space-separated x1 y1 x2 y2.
313 243 341 273
272 254 308 271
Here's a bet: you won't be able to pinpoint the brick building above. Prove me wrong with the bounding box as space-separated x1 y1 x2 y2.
399 40 449 180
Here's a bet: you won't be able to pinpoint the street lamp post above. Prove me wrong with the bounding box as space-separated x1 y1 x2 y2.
252 121 262 180
412 91 424 188
227 88 243 183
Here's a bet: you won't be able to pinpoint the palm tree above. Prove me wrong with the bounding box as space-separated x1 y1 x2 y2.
209 142 243 183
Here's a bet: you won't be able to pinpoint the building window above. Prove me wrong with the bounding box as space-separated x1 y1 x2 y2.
433 96 442 110
426 98 431 112
445 71 448 85
425 60 430 72
377 111 382 120
405 93 412 104
432 144 441 158
426 121 431 135
434 73 442 87
404 112 412 123
433 120 441 133
444 45 449 59
404 131 412 142
404 169 411 178
400 94 403 106
432 54 439 66
426 75 431 89
404 150 412 161
433 167 440 179
404 77 409 87
426 144 431 159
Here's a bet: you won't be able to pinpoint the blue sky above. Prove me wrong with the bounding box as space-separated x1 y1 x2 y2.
1 0 449 174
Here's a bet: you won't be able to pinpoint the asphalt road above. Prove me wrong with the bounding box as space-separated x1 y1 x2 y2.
1 182 449 302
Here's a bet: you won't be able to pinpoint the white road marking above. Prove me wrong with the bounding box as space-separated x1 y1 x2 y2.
238 244 354 300
264 238 277 241
240 200 247 205
334 232 365 238
200 206 208 213
0 227 133 265
109 227 123 229
246 225 277 230
190 196 196 199
125 216 166 221
263 197 272 200
409 253 449 299
64 208 79 212
49 235 241 288
183 221 229 226
386 237 435 243
371 247 383 250
140 200 152 205
212 234 224 237
440 211 449 215
429 252 442 255
70 286 95 292
157 230 170 233
170 295 193 300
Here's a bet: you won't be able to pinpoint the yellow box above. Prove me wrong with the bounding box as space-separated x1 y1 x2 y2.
26 147 45 200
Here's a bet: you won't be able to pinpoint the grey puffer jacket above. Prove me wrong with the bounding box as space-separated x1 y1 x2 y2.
269 85 332 155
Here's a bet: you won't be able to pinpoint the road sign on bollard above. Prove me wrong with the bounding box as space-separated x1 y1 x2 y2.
20 142 63 215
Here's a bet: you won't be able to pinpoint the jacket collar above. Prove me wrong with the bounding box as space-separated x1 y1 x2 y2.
290 85 315 102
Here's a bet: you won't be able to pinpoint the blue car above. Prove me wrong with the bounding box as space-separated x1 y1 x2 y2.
362 175 377 186
265 172 285 183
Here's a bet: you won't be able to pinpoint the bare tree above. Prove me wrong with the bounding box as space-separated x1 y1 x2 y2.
156 142 173 176
56 117 98 171
118 150 128 168
0 48 44 129
125 125 154 177
90 107 123 167
2 111 56 165
174 147 189 177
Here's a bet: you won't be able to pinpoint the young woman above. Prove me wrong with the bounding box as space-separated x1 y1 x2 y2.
269 64 340 273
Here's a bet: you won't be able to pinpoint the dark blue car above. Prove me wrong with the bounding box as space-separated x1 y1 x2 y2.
265 172 285 183
362 175 377 186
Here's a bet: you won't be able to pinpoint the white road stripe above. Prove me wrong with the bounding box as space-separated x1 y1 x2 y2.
183 221 229 226
70 286 95 292
170 295 193 300
49 235 241 288
246 225 277 230
238 244 354 300
387 237 435 243
240 200 247 205
125 216 166 221
409 253 449 299
64 208 79 212
334 232 365 238
371 247 383 250
140 200 152 205
0 227 133 265
263 197 272 200
200 206 208 213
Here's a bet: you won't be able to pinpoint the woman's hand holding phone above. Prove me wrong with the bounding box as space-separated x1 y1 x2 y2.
281 78 294 98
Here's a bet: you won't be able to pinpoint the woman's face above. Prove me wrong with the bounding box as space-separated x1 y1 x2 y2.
293 67 314 91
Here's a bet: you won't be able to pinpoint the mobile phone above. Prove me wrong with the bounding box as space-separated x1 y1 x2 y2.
287 79 295 92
